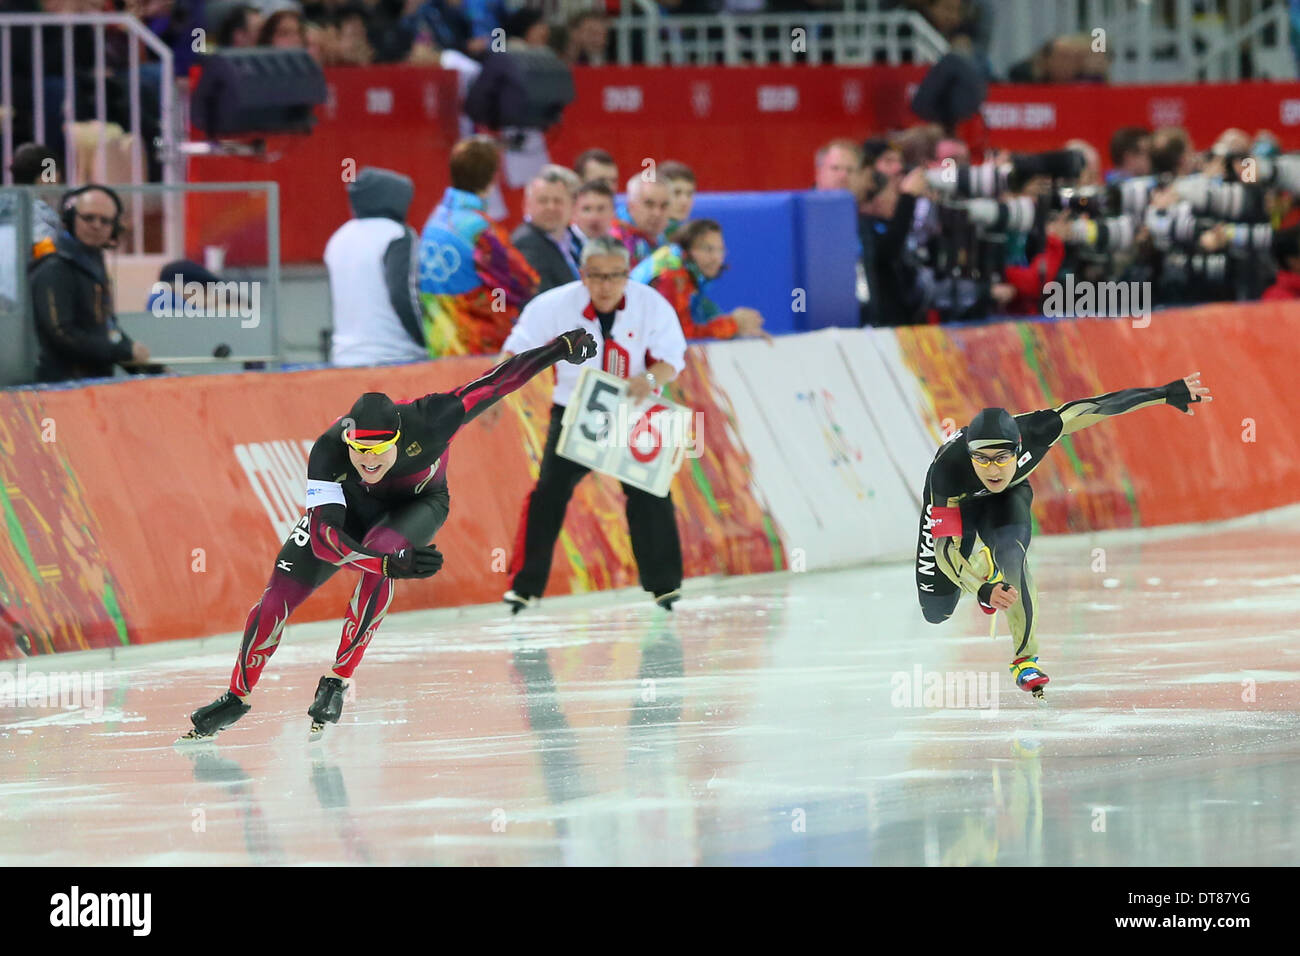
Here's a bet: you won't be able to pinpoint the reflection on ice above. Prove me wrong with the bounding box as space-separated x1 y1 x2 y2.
1 510 1298 865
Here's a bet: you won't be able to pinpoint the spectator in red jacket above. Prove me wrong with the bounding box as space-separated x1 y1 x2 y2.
994 210 1071 315
1262 226 1300 301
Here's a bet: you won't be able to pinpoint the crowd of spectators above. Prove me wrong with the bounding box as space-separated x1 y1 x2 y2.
339 111 1300 368
1 0 1073 84
825 121 1300 327
313 134 769 368
9 0 1300 381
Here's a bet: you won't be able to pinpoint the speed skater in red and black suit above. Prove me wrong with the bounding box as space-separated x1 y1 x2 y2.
178 328 598 742
913 372 1213 699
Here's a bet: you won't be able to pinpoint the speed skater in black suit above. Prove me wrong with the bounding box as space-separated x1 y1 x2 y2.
914 371 1212 699
179 328 598 741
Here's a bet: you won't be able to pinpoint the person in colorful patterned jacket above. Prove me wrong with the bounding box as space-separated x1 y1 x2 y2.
608 174 670 268
418 135 538 356
629 219 766 340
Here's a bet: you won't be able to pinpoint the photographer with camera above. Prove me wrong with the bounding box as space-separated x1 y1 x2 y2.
859 166 936 326
1118 145 1299 304
921 137 1300 316
917 148 1087 322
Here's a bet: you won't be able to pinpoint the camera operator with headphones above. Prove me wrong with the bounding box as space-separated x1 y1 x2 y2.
29 183 154 383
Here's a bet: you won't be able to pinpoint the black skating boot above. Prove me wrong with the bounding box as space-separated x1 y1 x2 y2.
308 676 347 740
178 691 250 742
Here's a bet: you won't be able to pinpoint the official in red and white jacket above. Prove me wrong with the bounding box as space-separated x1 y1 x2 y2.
501 235 689 612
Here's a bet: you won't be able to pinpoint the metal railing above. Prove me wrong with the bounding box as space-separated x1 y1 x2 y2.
613 1 949 66
0 13 182 256
986 0 1296 83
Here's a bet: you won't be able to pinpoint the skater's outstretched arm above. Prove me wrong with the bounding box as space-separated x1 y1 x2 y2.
1054 372 1211 437
450 328 597 425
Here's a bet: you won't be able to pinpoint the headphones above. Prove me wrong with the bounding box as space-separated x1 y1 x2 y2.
61 184 124 244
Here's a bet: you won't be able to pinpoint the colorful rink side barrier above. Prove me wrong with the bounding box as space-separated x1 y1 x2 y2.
1 303 1297 658
0 351 781 657
891 303 1300 531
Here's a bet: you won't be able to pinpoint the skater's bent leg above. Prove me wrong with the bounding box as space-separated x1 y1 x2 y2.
621 484 683 595
332 563 396 679
915 502 973 623
980 485 1038 658
230 568 319 697
230 514 340 696
332 496 449 679
509 405 589 598
919 591 960 624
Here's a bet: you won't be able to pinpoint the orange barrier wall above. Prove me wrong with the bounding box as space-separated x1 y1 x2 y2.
2 303 1297 658
0 352 779 657
894 302 1300 532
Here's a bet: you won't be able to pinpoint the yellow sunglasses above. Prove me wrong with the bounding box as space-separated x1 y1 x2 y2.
970 450 1017 468
344 430 401 455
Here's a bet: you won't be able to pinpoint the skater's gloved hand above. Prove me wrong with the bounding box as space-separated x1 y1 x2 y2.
382 545 444 579
978 582 1019 612
1166 371 1213 415
555 328 598 364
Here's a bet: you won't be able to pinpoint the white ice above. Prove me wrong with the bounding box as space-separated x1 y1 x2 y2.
0 507 1297 865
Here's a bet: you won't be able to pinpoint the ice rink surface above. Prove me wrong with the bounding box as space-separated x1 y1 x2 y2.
2 508 1297 866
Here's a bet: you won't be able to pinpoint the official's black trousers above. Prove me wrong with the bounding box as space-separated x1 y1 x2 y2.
510 404 683 598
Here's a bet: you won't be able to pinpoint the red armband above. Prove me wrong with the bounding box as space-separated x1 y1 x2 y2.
927 505 963 539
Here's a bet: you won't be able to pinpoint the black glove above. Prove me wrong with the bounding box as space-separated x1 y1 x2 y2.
556 328 598 364
1165 379 1200 413
382 545 444 579
977 582 1013 612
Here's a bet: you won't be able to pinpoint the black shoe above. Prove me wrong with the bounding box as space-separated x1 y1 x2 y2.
653 589 681 611
180 691 250 741
308 676 347 725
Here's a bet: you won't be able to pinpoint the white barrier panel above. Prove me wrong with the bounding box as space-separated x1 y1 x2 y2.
702 328 937 570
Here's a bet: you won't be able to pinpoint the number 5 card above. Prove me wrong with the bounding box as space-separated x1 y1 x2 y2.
556 368 696 497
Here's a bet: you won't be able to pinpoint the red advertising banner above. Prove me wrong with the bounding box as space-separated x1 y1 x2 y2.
186 66 461 264
187 63 1300 264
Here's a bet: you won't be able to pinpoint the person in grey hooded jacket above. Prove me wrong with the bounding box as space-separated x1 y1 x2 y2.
324 166 427 366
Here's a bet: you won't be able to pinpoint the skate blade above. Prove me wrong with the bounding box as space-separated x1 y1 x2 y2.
1030 687 1047 703
308 720 326 741
175 729 218 746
